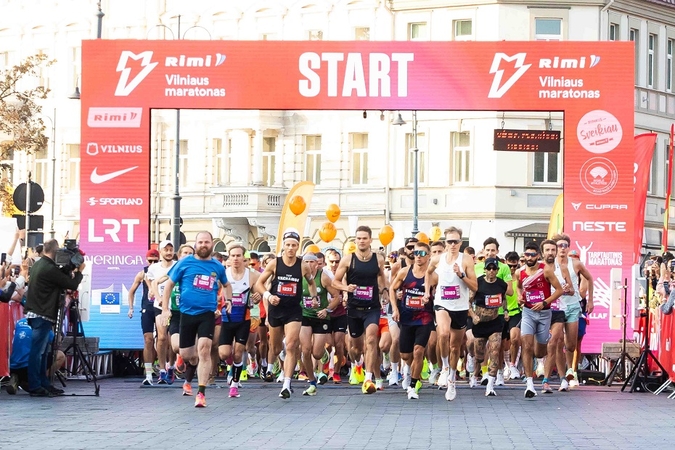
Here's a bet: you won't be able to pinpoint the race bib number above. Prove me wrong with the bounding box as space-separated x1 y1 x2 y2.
354 286 374 301
303 296 315 308
405 296 424 309
232 293 246 307
441 285 460 300
485 294 502 308
525 290 545 303
278 282 297 297
193 274 214 291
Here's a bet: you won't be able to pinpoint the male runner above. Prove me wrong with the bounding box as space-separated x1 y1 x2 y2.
425 226 477 401
219 243 261 398
147 240 175 384
503 251 523 380
390 242 434 399
127 248 159 385
517 240 564 399
425 240 445 384
332 225 388 394
324 248 348 383
300 253 340 396
255 228 318 399
160 231 231 408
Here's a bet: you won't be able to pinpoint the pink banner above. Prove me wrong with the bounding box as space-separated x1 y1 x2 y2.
634 133 658 264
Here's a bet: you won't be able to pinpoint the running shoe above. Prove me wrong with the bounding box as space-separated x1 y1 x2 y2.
415 380 423 393
182 382 193 396
485 376 496 397
333 374 342 384
382 353 391 371
387 370 400 386
565 368 576 382
362 380 376 394
569 378 580 389
437 368 449 389
559 379 569 392
407 386 419 400
445 381 457 401
428 367 441 385
142 378 153 386
466 354 475 373
229 386 240 398
167 367 175 385
298 371 309 381
468 375 478 388
509 365 521 380
317 373 328 385
535 360 545 378
247 359 258 377
503 364 511 381
279 387 291 399
481 373 489 386
402 374 411 390
241 370 248 382
421 359 430 380
5 373 18 395
542 382 553 394
355 365 365 383
157 371 168 385
495 370 505 386
349 366 359 385
194 392 206 407
263 371 275 383
525 379 537 399
375 379 384 391
276 372 285 383
303 384 317 396
260 365 268 378
176 354 185 372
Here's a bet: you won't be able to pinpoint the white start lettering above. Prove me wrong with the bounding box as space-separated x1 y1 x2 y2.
571 221 626 232
87 218 141 243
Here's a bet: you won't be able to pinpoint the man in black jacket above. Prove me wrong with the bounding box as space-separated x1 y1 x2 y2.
25 239 85 397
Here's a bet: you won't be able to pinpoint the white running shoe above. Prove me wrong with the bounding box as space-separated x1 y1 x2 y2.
509 365 521 380
445 381 457 401
559 379 569 392
535 360 545 378
481 372 489 386
407 386 419 400
503 365 511 381
569 378 580 389
428 367 441 385
387 370 400 387
466 355 475 373
402 374 411 390
485 376 496 397
468 375 478 388
437 368 449 389
525 379 537 399
375 379 384 391
495 371 505 386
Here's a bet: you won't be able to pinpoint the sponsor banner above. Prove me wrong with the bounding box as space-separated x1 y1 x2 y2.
634 133 658 263
82 39 634 351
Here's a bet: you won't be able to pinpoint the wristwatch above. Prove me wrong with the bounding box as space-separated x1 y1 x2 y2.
459 272 465 279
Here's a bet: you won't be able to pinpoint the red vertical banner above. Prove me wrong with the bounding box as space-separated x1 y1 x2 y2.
663 125 674 252
634 133 658 263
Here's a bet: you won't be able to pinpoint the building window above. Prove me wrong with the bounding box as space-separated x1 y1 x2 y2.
354 27 370 41
214 138 231 185
535 18 562 41
451 131 471 184
533 152 559 184
69 46 81 93
67 144 80 191
630 28 639 82
34 146 49 189
0 146 14 185
405 132 426 185
179 140 189 187
609 23 618 41
351 133 369 185
408 22 427 41
668 39 673 92
648 33 656 88
304 135 322 185
37 49 50 90
0 51 8 71
262 137 276 186
454 20 472 40
308 30 323 41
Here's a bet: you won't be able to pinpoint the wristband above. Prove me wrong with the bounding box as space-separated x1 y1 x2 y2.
326 308 334 313
263 291 271 301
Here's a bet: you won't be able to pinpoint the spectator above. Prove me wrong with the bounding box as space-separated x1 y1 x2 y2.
24 239 85 397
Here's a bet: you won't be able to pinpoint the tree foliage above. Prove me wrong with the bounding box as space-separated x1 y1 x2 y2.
0 53 53 161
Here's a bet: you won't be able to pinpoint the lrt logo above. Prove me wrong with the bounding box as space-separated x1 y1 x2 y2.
488 53 532 98
115 51 158 96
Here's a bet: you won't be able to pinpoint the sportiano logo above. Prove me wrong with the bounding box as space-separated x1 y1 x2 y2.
115 50 227 97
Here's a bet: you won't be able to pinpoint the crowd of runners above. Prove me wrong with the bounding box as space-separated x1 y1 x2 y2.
130 226 594 407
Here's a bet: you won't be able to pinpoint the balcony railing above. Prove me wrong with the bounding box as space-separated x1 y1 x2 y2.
635 86 675 117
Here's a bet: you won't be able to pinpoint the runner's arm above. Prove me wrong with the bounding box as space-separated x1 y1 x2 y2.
389 267 408 316
544 267 564 306
575 259 595 313
331 254 353 292
161 278 176 315
377 254 388 296
302 262 318 298
424 256 439 298
127 270 144 315
255 259 276 297
249 270 262 304
462 258 478 292
322 271 341 311
505 279 514 297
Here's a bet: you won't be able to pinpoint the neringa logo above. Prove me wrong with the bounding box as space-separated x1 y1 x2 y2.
114 50 227 96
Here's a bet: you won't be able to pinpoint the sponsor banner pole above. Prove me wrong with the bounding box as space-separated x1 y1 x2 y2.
634 133 658 263
663 125 674 253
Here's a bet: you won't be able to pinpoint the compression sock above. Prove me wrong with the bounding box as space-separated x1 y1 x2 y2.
198 385 206 395
185 363 197 383
233 361 243 383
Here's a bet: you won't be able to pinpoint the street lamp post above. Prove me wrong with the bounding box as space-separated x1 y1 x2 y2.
393 111 419 237
172 17 182 250
43 108 57 239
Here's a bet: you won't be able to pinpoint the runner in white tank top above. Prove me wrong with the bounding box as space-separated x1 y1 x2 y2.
434 252 470 311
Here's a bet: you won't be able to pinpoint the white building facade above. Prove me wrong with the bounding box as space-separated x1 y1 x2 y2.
1 0 674 255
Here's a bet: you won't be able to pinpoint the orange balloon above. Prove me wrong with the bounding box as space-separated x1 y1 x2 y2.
345 241 357 254
429 226 442 242
378 225 395 247
305 244 321 254
326 204 341 223
415 232 430 244
319 221 337 243
289 195 306 215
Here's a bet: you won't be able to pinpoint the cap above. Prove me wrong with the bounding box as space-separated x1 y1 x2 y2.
404 237 419 246
569 250 579 258
283 228 301 243
302 253 318 262
484 257 499 269
159 240 173 251
146 249 159 259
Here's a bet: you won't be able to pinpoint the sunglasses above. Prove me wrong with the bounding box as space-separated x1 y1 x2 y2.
413 250 428 257
485 266 498 271
477 256 485 261
507 263 519 268
557 243 570 249
523 252 538 258
446 239 461 245
147 259 158 263
406 245 415 251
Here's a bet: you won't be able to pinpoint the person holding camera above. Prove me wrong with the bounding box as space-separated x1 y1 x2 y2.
24 239 85 397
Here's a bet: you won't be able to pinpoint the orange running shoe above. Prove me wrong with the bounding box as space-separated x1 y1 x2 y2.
183 382 193 396
194 392 206 407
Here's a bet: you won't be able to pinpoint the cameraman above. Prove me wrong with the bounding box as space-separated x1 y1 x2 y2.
24 239 85 397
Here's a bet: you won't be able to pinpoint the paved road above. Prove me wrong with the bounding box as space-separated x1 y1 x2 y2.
1 377 672 449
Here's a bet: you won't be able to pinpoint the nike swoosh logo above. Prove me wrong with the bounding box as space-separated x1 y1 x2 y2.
90 166 138 184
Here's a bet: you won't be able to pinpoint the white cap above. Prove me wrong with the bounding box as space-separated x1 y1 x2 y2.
159 240 173 251
282 228 301 243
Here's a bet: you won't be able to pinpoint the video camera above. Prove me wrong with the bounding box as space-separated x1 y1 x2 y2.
55 239 84 273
